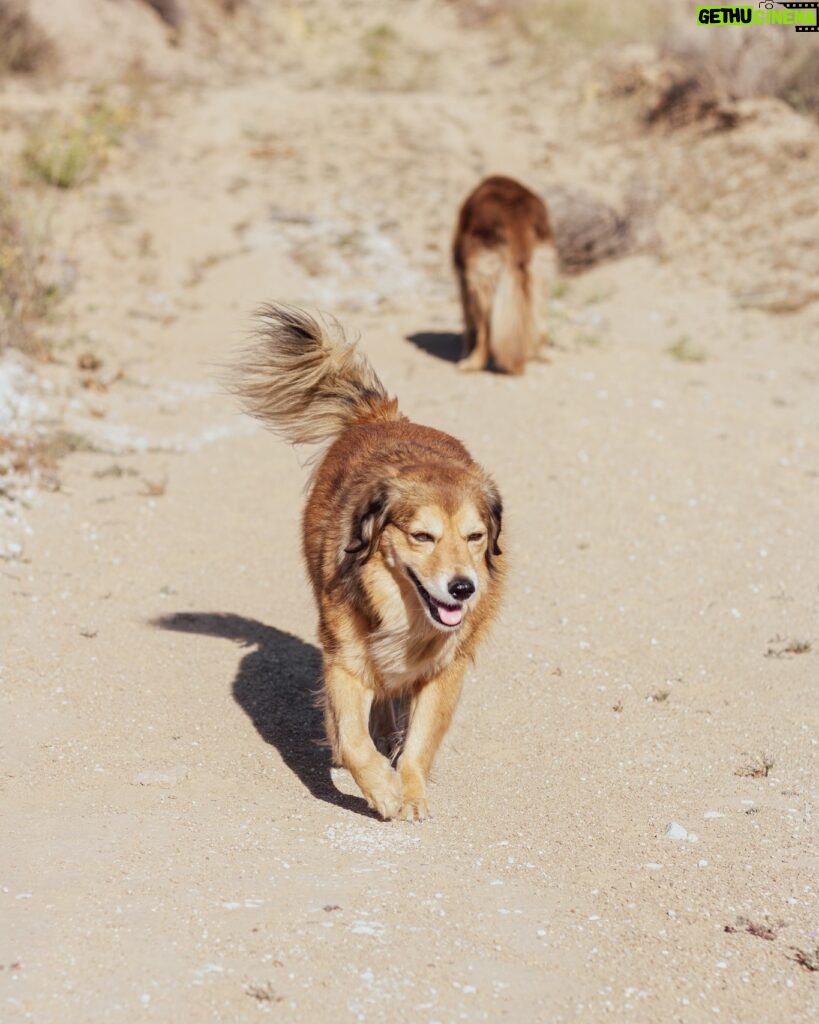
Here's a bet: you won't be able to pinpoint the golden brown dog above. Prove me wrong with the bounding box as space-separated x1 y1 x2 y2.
453 175 552 374
231 305 504 820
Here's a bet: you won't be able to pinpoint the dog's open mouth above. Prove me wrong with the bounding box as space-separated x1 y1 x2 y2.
407 569 464 628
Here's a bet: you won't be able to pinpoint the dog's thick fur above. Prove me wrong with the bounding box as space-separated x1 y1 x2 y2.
453 175 551 374
231 305 504 820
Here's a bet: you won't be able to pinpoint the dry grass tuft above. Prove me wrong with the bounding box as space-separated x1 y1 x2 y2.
0 429 98 499
789 946 819 971
0 189 61 358
23 101 135 190
619 29 819 130
360 23 400 82
244 981 283 1003
724 916 784 941
0 0 56 75
338 22 434 92
667 336 706 363
735 752 774 779
765 636 812 658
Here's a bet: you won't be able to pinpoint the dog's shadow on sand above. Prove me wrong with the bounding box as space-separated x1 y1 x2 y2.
152 612 376 818
406 330 462 364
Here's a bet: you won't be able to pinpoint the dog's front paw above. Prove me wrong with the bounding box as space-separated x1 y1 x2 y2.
357 758 403 820
399 796 431 822
397 761 431 822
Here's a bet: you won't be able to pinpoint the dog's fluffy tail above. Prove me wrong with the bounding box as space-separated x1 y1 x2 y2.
229 304 401 446
490 257 536 376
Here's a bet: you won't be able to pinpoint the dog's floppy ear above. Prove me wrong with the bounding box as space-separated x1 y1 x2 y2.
482 478 503 565
345 490 391 564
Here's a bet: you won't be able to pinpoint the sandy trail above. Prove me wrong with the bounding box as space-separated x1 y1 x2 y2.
2 13 818 1023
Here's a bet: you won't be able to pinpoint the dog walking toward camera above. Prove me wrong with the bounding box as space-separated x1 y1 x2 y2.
230 305 504 820
453 175 552 374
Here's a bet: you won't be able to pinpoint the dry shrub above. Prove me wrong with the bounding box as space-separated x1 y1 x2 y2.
0 0 55 74
448 0 668 54
780 47 819 116
138 0 249 30
627 28 819 129
217 0 247 13
0 188 59 358
139 0 186 31
543 186 633 273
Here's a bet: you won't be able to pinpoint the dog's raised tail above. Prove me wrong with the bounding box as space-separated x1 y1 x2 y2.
490 257 536 376
229 304 400 446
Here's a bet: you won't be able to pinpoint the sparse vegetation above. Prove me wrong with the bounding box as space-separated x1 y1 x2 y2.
339 22 434 91
789 946 819 972
0 189 60 358
361 23 399 81
735 753 775 779
138 0 185 31
23 101 135 189
620 29 819 130
0 429 98 498
545 187 632 274
93 463 138 480
780 49 819 117
0 0 55 75
245 981 283 1003
668 336 706 364
450 0 666 56
765 636 812 659
724 916 783 941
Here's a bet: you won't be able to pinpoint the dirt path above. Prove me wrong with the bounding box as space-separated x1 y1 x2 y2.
2 12 818 1022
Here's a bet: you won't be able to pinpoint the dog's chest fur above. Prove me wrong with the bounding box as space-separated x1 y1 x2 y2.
363 567 459 693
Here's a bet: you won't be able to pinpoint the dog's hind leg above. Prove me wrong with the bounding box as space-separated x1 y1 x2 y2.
397 657 466 821
324 662 403 819
458 282 490 371
457 274 477 360
458 316 490 373
370 698 402 763
458 250 501 372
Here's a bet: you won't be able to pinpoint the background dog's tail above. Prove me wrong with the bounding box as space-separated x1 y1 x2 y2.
228 304 401 446
490 255 536 375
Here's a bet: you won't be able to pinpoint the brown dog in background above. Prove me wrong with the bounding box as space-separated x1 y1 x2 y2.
231 305 504 821
453 175 551 374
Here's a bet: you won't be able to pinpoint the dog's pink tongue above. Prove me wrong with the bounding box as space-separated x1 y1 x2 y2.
438 603 463 627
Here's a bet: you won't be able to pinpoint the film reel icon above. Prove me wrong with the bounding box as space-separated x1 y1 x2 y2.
777 2 819 31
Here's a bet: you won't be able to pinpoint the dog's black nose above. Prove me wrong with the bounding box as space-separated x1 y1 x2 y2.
448 577 475 601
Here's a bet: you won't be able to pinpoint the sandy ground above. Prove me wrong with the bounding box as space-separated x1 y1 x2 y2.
1 3 818 1021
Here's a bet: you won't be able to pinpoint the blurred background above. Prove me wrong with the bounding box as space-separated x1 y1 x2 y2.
1 0 817 529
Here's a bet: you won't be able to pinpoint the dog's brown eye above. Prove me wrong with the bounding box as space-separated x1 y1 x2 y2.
411 531 434 543
467 532 485 543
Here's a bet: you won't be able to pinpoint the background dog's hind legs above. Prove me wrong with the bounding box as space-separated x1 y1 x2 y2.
458 279 491 371
458 317 490 372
